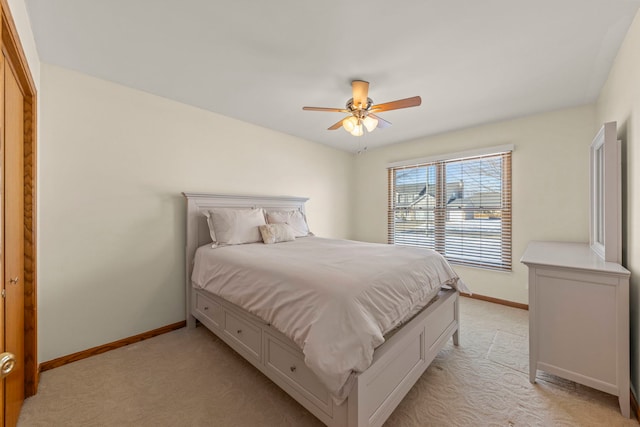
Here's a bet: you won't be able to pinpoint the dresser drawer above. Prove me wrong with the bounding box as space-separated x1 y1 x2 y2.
194 292 223 330
264 333 330 412
224 311 262 362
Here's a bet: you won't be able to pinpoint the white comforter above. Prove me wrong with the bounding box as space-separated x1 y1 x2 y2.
191 237 464 403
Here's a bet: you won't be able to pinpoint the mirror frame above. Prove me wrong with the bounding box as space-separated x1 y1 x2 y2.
589 121 621 263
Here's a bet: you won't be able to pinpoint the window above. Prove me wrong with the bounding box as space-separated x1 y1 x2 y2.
387 147 512 271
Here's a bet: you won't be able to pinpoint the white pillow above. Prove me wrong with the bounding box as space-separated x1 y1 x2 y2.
266 210 311 237
259 223 296 244
203 211 217 243
208 208 266 245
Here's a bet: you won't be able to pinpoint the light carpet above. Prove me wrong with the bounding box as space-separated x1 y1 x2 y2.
18 298 636 426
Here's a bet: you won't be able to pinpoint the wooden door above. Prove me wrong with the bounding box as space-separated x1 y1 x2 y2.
0 52 4 427
0 2 39 426
3 53 25 427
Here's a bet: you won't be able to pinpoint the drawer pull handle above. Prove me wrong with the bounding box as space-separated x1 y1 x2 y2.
204 306 209 311
290 366 296 373
237 329 242 334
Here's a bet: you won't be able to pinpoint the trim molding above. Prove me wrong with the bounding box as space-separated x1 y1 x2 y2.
39 321 186 372
461 292 528 310
387 144 515 168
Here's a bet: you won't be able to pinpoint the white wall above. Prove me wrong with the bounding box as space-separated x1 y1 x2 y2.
353 105 596 304
596 9 640 400
38 64 354 362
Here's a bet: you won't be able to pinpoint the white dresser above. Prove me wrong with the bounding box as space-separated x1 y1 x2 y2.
521 241 630 418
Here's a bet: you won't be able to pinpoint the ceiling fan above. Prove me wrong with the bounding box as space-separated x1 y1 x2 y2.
302 80 421 137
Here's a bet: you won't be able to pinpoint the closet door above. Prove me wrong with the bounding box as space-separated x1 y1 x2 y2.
3 53 25 427
0 2 38 424
0 52 4 427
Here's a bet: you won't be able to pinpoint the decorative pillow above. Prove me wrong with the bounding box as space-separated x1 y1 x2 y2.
207 208 266 246
266 210 311 237
259 223 296 245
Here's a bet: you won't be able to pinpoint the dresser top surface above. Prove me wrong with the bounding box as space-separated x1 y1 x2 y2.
520 241 630 275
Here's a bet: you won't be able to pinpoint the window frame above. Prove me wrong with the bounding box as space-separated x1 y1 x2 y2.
387 145 513 271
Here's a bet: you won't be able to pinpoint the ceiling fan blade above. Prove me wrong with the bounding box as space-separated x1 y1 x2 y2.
370 96 422 113
369 113 392 129
328 118 345 130
303 106 349 113
352 80 369 108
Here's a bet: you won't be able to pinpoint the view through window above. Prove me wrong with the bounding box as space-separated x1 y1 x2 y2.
388 150 512 271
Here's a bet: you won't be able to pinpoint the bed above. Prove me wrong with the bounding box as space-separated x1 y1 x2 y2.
183 193 462 427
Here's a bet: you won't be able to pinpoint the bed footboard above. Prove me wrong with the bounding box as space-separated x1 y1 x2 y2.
191 287 458 427
344 289 458 427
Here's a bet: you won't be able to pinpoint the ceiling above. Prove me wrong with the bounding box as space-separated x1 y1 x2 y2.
24 0 640 152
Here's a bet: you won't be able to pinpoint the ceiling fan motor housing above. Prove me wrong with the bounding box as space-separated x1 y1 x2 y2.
347 98 374 118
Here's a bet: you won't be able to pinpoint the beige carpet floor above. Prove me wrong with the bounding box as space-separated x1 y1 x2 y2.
18 298 637 426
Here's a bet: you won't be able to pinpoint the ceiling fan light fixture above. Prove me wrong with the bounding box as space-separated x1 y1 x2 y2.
342 116 358 133
350 122 364 137
363 115 378 132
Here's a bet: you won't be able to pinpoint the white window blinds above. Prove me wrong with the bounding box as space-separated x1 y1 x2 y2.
388 149 512 271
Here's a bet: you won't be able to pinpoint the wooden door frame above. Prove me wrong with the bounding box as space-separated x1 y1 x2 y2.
0 0 38 397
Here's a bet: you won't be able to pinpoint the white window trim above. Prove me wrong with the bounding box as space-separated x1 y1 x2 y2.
387 144 515 169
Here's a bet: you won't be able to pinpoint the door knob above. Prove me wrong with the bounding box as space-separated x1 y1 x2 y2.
9 277 18 285
0 352 16 378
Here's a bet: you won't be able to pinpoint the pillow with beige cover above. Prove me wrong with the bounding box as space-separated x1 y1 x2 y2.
266 210 312 237
259 223 296 244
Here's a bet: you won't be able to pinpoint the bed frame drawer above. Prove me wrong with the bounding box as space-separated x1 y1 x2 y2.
223 311 262 363
264 333 332 415
194 292 224 330
425 294 455 352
